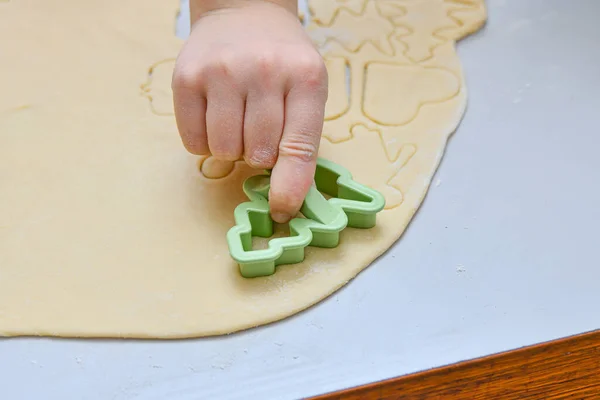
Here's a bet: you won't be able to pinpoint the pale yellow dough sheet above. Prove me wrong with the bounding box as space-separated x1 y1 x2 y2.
0 0 486 338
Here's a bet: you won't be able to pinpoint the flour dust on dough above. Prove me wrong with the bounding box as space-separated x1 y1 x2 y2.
0 0 486 338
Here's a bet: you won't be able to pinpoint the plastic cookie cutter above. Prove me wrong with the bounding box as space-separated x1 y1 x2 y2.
227 158 386 278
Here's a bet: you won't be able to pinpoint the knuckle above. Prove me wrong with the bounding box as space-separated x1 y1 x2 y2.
173 48 238 91
248 50 281 87
256 50 278 74
172 63 204 91
210 47 237 77
279 135 318 163
295 53 327 89
245 148 277 169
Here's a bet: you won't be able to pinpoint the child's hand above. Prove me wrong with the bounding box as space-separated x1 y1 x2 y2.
172 0 328 223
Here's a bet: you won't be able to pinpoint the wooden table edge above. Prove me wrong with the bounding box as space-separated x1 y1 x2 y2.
310 329 600 399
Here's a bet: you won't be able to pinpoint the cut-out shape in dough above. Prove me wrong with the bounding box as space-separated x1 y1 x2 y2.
141 58 176 116
389 0 486 62
439 2 487 41
323 57 351 120
362 63 459 126
375 0 408 21
319 124 417 210
308 0 367 26
310 1 397 55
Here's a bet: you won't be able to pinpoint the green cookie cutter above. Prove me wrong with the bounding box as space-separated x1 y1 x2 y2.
226 158 386 278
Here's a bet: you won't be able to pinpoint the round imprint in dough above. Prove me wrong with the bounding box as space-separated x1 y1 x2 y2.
0 0 486 338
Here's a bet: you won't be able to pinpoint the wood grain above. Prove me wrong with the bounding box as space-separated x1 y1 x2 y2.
311 329 600 399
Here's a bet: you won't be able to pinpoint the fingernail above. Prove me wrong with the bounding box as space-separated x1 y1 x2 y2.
271 212 290 224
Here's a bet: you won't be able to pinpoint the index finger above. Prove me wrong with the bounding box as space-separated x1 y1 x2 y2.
268 67 327 223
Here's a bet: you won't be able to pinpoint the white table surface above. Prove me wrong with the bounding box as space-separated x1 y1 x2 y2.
1 0 599 399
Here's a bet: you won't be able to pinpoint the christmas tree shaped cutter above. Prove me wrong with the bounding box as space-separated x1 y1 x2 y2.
227 158 386 278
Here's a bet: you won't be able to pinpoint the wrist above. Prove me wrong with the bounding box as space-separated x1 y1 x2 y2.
190 0 298 22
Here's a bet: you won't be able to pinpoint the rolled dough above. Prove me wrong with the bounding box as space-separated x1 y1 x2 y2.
0 0 486 338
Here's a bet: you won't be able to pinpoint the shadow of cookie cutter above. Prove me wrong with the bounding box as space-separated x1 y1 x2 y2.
227 158 386 278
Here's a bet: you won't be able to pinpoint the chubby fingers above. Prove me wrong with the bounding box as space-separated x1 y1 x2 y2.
172 48 245 160
172 39 328 224
205 68 245 161
243 69 284 169
171 64 209 155
268 56 328 223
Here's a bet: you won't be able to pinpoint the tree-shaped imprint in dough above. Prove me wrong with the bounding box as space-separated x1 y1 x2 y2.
0 0 486 338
